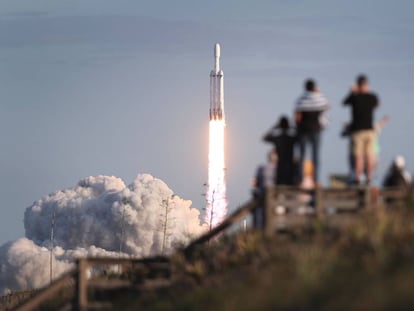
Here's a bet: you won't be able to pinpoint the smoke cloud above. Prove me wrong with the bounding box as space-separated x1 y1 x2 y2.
0 174 206 294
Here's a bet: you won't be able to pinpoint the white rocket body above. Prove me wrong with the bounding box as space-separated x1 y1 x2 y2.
210 43 225 121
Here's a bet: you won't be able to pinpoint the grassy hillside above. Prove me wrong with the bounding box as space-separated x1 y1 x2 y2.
114 207 414 310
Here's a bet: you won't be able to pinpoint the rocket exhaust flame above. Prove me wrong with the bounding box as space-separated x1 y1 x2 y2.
206 120 227 228
205 43 227 227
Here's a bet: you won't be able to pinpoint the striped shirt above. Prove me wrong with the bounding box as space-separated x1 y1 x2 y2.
295 91 330 132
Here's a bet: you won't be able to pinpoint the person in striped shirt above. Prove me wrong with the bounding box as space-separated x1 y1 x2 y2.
295 79 330 184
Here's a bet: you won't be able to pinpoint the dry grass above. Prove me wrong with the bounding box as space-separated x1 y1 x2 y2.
114 207 414 310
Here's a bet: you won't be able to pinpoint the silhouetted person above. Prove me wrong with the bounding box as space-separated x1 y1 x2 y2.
252 149 277 229
383 156 412 189
263 116 296 185
295 79 330 184
343 74 379 185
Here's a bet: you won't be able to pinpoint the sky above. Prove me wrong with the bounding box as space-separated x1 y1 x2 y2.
1 0 414 244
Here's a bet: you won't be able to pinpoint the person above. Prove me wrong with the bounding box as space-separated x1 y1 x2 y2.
383 155 412 189
263 116 297 185
343 74 379 185
295 79 330 184
252 149 277 229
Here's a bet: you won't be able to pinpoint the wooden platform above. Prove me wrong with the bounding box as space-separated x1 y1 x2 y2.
264 186 413 235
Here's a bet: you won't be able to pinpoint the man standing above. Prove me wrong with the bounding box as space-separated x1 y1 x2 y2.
263 116 297 185
295 79 330 184
343 74 379 185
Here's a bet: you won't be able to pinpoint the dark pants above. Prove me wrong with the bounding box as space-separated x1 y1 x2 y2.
253 205 264 229
252 190 265 229
276 163 295 185
298 131 321 183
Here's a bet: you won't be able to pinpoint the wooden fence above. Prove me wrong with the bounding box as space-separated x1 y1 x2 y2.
184 200 257 258
13 256 170 311
264 186 413 235
13 270 76 311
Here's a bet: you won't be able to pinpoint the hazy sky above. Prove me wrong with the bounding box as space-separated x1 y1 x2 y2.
1 0 414 244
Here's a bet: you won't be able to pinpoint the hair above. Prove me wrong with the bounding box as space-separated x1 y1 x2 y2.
278 116 290 130
357 74 368 87
394 155 405 170
305 79 316 92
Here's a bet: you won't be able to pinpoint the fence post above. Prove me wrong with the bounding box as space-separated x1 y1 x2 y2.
76 259 88 311
315 188 323 218
265 187 274 237
363 187 371 209
369 187 379 210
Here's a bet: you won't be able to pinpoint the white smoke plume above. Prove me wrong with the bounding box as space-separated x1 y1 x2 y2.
0 174 206 294
0 238 71 293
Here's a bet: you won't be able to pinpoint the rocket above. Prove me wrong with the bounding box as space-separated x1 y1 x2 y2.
210 43 225 121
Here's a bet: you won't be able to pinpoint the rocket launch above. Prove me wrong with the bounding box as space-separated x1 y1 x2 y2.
210 43 224 121
205 43 227 228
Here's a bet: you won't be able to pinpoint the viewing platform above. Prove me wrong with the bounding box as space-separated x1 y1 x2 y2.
264 185 413 235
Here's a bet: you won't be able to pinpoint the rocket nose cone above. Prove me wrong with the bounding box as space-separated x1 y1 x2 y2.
214 43 221 58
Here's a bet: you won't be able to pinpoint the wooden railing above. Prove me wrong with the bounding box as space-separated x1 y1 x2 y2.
13 256 170 311
184 200 257 258
14 270 77 311
75 256 170 310
264 186 414 235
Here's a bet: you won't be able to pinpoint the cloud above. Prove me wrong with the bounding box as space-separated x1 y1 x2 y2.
0 238 72 294
0 173 206 294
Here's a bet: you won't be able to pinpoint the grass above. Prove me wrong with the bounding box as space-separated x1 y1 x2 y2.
114 206 414 311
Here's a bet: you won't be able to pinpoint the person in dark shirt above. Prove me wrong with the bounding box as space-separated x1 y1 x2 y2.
343 74 379 185
295 79 330 184
252 149 277 229
263 116 297 185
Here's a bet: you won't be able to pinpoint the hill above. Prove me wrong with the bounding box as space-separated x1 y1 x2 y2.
112 208 414 310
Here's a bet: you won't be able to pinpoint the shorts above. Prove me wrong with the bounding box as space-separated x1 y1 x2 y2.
352 130 376 157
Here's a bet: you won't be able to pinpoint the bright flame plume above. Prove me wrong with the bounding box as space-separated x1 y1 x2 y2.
205 119 227 228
